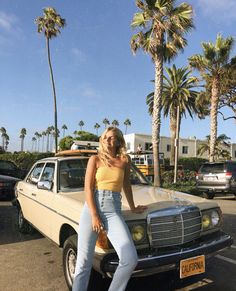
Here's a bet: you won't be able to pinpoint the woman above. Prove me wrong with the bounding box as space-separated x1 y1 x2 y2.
72 126 147 291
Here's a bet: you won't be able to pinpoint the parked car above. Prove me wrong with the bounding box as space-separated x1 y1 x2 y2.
0 174 20 200
15 150 233 290
196 161 236 199
0 160 27 179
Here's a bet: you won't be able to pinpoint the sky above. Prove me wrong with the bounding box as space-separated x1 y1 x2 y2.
0 0 236 152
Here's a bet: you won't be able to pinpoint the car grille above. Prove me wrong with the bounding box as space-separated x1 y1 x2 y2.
147 206 202 248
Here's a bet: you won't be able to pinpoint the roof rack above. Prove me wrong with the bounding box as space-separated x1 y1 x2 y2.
55 149 97 157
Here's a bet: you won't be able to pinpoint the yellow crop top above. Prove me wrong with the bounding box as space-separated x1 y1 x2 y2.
95 166 124 192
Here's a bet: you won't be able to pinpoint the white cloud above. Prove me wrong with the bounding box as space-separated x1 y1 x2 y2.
0 11 17 31
71 48 86 63
82 86 101 99
198 0 236 23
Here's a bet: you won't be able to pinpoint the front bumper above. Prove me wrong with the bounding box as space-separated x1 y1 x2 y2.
95 231 233 277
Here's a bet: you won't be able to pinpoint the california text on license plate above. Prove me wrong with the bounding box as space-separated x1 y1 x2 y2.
180 255 205 279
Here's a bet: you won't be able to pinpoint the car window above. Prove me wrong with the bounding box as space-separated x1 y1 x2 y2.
27 163 45 185
59 159 88 191
0 160 16 170
227 163 236 172
40 163 55 182
200 163 225 174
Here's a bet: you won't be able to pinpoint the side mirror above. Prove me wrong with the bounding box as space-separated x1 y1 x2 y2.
37 180 53 191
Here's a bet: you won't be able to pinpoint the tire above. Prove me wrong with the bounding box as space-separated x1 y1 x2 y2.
17 208 34 234
201 192 215 199
63 234 106 291
63 234 77 290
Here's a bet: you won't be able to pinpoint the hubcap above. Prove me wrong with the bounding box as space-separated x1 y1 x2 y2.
66 247 76 284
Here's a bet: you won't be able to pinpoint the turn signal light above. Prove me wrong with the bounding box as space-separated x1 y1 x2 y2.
226 172 232 177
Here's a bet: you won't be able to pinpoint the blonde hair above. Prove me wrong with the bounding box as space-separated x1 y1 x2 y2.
98 127 127 166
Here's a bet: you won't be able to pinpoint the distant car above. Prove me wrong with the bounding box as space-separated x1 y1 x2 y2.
15 150 233 290
0 160 27 179
0 174 20 200
196 161 236 199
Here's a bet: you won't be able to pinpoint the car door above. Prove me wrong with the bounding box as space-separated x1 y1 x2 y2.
30 162 56 238
20 162 45 224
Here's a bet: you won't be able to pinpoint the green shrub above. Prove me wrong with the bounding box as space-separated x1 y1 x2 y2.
164 157 207 171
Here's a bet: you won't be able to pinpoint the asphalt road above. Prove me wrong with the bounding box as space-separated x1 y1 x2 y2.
0 195 236 291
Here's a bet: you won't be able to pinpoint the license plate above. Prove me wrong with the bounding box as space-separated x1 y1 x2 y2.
204 176 216 181
180 255 205 279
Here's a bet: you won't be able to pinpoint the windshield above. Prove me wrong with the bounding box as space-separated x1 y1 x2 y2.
59 158 150 191
200 163 225 174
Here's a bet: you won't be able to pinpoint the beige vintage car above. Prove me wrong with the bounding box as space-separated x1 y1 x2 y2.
15 150 233 290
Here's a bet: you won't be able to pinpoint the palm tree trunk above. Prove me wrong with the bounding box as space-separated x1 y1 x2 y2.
21 138 23 152
152 56 163 187
209 77 220 162
2 137 5 151
46 37 58 153
170 108 177 166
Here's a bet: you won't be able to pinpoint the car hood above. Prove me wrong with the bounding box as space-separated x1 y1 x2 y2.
0 174 21 182
58 185 218 221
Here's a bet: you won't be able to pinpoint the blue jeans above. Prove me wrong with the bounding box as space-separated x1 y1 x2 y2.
72 189 138 291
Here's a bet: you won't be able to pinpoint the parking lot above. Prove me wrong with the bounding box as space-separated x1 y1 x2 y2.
0 196 236 291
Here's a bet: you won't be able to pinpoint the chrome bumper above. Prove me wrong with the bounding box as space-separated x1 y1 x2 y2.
97 231 233 277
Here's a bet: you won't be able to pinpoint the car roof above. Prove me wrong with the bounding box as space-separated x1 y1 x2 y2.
202 160 236 165
36 150 96 163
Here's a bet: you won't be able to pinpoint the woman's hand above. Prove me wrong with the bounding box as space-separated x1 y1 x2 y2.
92 214 104 233
131 205 147 214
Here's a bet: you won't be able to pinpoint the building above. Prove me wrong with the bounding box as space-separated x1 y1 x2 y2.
124 133 236 161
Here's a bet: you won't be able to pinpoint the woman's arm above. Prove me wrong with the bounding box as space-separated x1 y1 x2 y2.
84 155 103 232
123 156 147 214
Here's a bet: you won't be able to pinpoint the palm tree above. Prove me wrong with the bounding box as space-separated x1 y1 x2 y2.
41 131 46 152
19 128 27 152
147 65 200 165
4 134 9 151
46 127 51 152
189 34 235 162
31 137 37 152
102 118 110 129
124 119 131 134
198 134 231 160
111 120 119 128
62 124 68 137
94 123 101 136
0 127 6 151
73 130 78 137
35 7 66 153
34 132 40 152
78 120 84 131
131 0 194 186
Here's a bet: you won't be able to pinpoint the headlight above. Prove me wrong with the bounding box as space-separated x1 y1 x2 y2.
202 214 211 229
131 225 145 242
211 210 220 226
202 208 221 231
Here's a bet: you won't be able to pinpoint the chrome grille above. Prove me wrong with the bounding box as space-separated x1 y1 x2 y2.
148 206 201 248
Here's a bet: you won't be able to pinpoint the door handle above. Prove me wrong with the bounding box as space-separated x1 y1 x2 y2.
31 193 37 197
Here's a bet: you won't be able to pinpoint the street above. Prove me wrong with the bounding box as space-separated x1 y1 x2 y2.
0 196 236 291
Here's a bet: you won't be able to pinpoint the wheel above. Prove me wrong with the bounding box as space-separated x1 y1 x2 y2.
17 208 33 233
63 234 106 290
63 234 77 290
201 192 215 199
